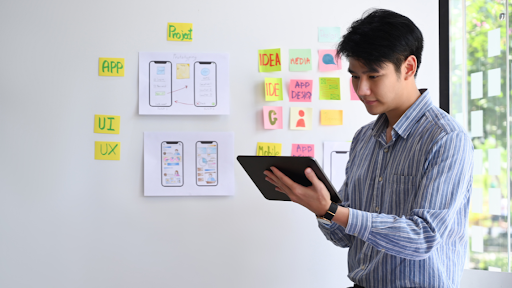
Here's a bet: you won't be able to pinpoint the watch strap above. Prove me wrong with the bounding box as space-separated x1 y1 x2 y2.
323 202 338 221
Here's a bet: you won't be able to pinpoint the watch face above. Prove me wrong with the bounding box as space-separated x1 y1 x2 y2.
317 217 332 225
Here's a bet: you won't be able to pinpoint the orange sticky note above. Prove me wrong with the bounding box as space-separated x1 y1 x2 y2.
321 110 343 125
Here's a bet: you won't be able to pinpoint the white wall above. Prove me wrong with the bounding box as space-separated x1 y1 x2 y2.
1 0 487 287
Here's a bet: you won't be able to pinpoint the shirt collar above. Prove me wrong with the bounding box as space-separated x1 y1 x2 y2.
371 89 432 139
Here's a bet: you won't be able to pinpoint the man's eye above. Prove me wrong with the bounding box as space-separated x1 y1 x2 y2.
369 75 379 79
351 75 359 79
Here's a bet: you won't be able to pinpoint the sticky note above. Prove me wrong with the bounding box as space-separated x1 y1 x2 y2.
94 115 120 134
318 50 342 72
470 72 483 99
95 141 121 160
321 110 343 125
177 63 190 79
488 68 501 97
167 23 193 41
318 27 341 43
256 142 282 156
471 188 483 213
470 110 483 138
488 188 501 215
471 226 484 253
99 58 124 77
349 78 359 100
473 149 483 175
289 79 313 102
263 106 283 129
289 49 312 71
487 148 501 175
265 78 283 101
488 28 500 57
319 77 340 100
290 107 312 130
258 48 282 72
291 144 314 157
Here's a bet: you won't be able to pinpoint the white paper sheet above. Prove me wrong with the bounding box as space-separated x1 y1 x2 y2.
488 28 501 57
470 110 483 138
488 148 501 175
471 225 484 253
487 68 501 97
471 188 483 213
143 131 234 196
471 72 483 99
488 188 501 216
323 142 351 192
473 149 483 175
139 52 230 115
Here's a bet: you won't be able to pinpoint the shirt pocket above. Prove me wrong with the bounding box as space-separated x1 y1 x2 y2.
390 175 416 216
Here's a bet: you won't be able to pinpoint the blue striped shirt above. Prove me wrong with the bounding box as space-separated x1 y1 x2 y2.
319 90 473 288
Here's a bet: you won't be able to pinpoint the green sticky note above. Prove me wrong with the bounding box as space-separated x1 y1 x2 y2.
289 49 312 72
258 48 282 72
319 77 340 100
265 78 283 101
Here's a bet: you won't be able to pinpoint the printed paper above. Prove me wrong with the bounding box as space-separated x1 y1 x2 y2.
323 142 351 192
143 131 234 196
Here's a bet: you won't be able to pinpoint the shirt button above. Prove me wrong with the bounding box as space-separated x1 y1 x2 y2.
379 176 383 182
376 207 379 212
384 148 389 153
361 265 366 270
354 233 358 237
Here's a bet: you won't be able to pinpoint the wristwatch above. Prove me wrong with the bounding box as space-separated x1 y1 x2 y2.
317 202 338 224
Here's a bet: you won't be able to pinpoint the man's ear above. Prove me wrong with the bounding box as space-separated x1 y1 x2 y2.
402 55 417 80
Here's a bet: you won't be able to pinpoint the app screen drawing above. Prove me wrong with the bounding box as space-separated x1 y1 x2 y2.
150 61 172 107
330 151 349 192
194 62 217 107
196 141 218 186
162 142 183 187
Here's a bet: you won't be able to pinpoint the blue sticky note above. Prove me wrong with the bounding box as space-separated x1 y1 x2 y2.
318 27 341 43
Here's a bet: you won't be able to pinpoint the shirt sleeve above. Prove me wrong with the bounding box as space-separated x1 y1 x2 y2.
343 131 473 260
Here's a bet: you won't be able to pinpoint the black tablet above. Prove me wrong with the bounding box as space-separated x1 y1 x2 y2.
237 156 341 203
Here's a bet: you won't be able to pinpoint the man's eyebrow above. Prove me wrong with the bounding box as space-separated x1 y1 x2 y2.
348 67 380 74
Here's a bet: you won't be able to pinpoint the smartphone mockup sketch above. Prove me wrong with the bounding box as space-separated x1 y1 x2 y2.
150 61 172 107
194 61 217 107
330 151 349 192
196 141 218 186
161 141 183 187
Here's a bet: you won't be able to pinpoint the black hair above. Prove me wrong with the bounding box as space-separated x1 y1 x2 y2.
336 9 423 76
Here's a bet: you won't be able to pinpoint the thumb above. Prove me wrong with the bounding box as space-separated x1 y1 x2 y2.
305 168 323 187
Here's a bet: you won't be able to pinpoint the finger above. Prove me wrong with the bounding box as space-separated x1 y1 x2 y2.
270 167 301 190
275 187 284 193
304 167 324 188
265 176 279 187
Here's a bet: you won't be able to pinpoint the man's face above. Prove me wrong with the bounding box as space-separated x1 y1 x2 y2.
348 58 404 116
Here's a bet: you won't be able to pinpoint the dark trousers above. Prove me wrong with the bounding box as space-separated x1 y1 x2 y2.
352 285 364 288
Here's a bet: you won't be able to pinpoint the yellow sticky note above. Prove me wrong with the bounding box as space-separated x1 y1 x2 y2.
167 23 193 41
177 63 190 79
256 142 282 156
290 107 313 130
95 141 121 160
94 115 120 134
321 110 343 125
265 78 283 101
258 48 282 72
99 58 124 77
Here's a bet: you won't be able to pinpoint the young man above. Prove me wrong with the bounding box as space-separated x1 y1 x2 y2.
264 9 473 288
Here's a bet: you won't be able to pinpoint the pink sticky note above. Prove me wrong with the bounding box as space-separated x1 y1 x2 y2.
263 106 283 129
349 78 359 100
289 79 313 102
318 49 342 72
291 144 314 157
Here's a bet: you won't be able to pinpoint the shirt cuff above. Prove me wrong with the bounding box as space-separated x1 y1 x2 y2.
344 208 372 241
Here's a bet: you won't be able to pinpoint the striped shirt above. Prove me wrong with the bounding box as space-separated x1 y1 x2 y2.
319 89 473 288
